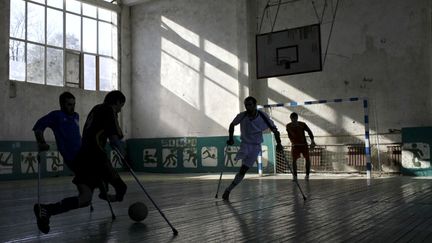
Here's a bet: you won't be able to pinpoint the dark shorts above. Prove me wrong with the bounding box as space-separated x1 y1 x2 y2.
291 145 310 161
72 148 121 190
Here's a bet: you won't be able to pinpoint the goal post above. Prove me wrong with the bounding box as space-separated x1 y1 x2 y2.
258 97 372 179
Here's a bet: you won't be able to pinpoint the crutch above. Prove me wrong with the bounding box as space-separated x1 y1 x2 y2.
112 147 178 236
36 153 42 217
99 179 116 220
215 145 229 198
279 150 307 201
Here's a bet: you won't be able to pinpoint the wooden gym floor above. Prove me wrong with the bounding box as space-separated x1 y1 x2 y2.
1 172 432 242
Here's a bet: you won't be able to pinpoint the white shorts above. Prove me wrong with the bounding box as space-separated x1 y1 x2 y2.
235 143 261 168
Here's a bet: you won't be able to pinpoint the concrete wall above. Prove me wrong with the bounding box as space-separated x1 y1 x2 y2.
252 0 432 145
0 1 132 141
130 0 250 138
0 1 10 139
120 6 133 138
1 0 431 145
130 0 431 144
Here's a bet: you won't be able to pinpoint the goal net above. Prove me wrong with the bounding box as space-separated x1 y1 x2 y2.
259 97 373 176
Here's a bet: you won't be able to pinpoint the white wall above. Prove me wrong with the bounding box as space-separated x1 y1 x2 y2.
130 0 432 143
253 0 432 144
130 0 250 138
1 0 431 144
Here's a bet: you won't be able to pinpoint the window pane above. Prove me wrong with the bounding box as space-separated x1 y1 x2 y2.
47 47 63 86
112 12 117 25
10 0 25 40
66 0 81 14
98 8 111 22
112 26 118 60
47 8 63 47
9 40 26 81
99 57 117 91
98 22 111 56
83 3 97 18
66 13 81 50
27 3 45 44
65 51 80 87
27 43 45 84
84 54 96 90
47 0 63 9
30 0 45 4
83 18 97 53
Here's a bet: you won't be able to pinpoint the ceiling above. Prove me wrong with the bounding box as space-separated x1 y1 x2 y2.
121 0 155 6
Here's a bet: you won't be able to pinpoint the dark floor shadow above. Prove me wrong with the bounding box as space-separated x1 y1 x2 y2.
225 202 254 240
128 222 148 233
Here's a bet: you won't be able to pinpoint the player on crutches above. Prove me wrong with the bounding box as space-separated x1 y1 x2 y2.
33 92 82 232
33 92 81 174
286 112 316 181
33 91 127 234
219 96 283 201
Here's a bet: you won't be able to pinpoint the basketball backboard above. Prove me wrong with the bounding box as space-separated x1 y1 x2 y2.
256 24 322 79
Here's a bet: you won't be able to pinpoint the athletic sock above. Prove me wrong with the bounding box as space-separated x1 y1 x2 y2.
46 197 79 216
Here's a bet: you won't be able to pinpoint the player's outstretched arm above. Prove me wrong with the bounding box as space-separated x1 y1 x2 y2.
227 123 235 145
34 130 50 152
272 129 284 152
305 124 315 149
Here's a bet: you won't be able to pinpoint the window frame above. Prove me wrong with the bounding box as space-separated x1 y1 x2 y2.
9 0 120 91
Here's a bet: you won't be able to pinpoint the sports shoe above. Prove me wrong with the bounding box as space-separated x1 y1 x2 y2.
292 176 297 182
222 190 230 201
305 175 310 181
33 204 50 234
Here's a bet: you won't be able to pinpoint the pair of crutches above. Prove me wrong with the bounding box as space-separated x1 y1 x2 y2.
37 149 178 235
214 145 307 201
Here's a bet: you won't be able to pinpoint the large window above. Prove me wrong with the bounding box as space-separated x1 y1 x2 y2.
9 0 119 91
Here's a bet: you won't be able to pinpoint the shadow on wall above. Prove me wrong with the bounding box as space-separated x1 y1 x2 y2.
255 0 430 144
131 1 249 138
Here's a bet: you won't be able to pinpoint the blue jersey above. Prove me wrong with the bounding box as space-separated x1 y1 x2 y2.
33 110 81 162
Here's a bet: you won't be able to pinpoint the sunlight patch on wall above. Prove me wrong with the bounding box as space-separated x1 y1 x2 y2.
266 78 366 137
203 62 239 127
204 62 238 95
268 77 315 102
161 37 200 109
204 39 238 69
159 16 244 133
161 16 199 47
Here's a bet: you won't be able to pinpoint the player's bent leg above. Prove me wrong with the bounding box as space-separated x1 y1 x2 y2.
98 162 127 202
292 158 298 181
98 180 117 202
108 167 127 202
111 177 127 202
34 196 81 234
291 148 300 181
305 158 311 180
303 150 311 180
77 184 93 207
223 165 250 201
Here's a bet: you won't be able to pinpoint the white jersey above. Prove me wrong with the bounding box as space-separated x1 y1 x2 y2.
231 111 275 145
